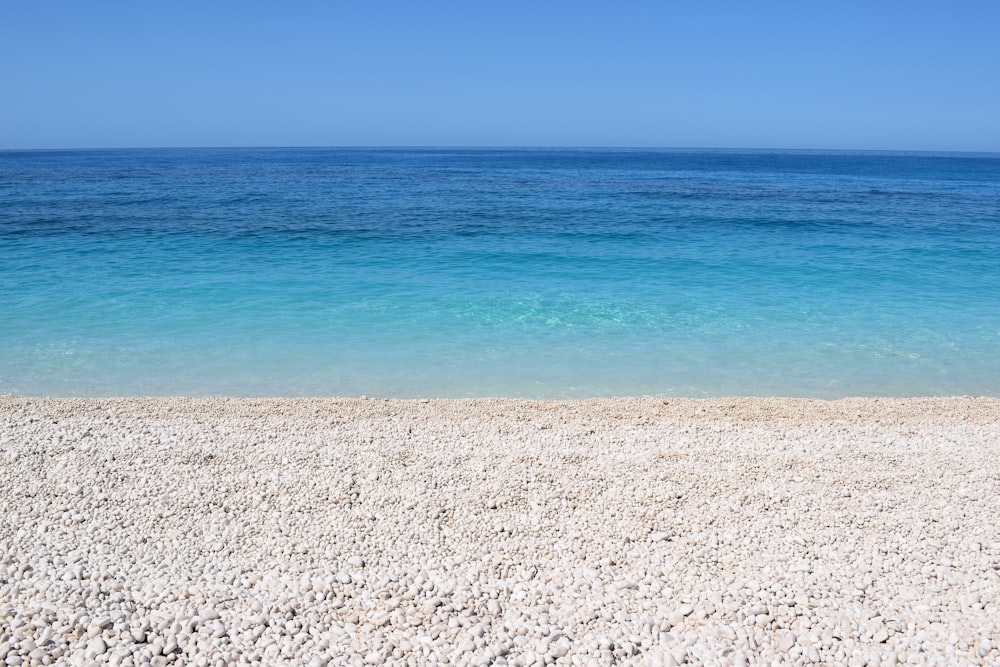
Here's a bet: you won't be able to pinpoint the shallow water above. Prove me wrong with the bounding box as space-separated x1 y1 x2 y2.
2 148 998 397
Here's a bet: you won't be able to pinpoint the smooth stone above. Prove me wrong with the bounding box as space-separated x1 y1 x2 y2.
87 638 108 655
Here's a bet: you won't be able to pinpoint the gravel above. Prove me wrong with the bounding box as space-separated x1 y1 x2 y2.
1 396 998 666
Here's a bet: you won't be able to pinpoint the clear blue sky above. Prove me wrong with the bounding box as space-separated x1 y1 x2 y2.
2 1 998 151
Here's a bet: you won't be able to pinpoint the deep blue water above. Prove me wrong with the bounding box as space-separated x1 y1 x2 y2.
2 148 998 397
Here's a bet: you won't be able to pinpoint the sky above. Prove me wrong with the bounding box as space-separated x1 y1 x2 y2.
2 1 998 151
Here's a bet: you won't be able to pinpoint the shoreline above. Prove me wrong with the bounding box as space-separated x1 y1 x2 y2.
2 396 998 665
4 393 1000 418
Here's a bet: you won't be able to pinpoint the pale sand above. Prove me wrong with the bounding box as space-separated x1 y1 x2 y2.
1 397 999 666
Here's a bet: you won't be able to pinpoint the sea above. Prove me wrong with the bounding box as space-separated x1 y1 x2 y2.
1 148 998 398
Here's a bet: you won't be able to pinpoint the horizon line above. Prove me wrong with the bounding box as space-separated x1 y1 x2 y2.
3 144 1000 157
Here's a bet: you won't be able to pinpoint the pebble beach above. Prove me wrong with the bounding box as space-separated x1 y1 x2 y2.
1 396 999 667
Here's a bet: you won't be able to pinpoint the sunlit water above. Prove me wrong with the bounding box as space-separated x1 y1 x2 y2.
2 148 998 397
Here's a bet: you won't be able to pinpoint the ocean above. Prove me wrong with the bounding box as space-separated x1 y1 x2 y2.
1 148 998 398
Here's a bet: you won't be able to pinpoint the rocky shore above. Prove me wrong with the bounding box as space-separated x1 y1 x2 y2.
1 396 998 666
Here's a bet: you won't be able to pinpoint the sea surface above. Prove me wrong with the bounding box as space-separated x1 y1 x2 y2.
2 148 998 398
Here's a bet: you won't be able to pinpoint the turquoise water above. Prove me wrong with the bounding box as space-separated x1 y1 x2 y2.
2 148 998 398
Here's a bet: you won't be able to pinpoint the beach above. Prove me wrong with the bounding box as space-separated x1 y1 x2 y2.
1 396 998 666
